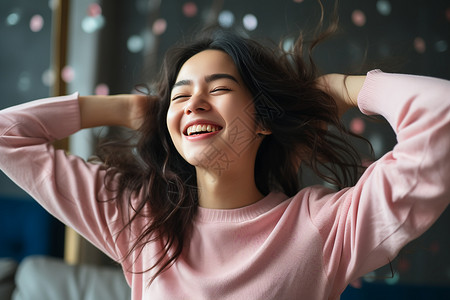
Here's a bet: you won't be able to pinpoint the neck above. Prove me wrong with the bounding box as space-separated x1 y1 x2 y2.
196 167 264 209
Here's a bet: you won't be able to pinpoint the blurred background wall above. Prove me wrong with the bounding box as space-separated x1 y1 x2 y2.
0 0 449 298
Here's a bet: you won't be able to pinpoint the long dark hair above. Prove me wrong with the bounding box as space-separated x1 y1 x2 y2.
96 26 367 284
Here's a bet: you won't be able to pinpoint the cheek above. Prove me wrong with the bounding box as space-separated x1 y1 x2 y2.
166 107 179 138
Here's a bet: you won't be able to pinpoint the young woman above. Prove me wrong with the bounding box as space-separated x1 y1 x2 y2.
1 29 449 299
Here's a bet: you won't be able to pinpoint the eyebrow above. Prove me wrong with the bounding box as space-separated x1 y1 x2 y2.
172 73 239 89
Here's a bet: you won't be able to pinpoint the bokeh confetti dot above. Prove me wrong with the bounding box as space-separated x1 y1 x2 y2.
152 18 167 35
30 14 44 32
95 83 110 95
435 40 448 53
87 3 102 17
183 2 198 18
42 69 55 87
352 10 366 27
61 66 75 83
414 37 426 53
127 35 144 53
81 15 105 33
376 0 391 16
6 12 20 26
17 72 31 92
243 14 258 31
218 10 235 28
350 117 365 134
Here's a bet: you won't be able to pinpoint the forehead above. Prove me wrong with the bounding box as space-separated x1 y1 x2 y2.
176 50 239 80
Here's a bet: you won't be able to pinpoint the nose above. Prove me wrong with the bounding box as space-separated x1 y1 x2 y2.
184 93 211 115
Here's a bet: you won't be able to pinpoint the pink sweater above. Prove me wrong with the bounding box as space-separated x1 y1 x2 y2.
1 70 449 299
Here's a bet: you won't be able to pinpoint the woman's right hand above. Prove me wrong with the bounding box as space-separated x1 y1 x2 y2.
79 94 152 130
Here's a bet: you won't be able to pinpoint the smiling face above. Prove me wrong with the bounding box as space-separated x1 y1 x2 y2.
166 50 263 176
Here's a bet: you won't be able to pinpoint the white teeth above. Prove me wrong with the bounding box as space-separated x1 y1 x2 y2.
186 124 220 135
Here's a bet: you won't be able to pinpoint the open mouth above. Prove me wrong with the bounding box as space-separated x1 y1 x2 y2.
185 124 223 136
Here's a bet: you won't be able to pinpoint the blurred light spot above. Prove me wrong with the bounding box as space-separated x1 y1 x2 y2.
376 0 391 16
414 37 426 53
350 117 365 134
446 8 450 22
218 10 234 28
127 35 144 53
243 14 258 31
17 72 31 92
6 12 20 26
384 272 400 285
283 38 294 52
48 0 59 11
183 2 197 18
61 66 75 83
136 0 161 14
362 271 376 282
87 3 102 17
369 133 384 158
30 14 44 32
152 18 167 35
293 0 304 2
95 83 109 95
81 15 105 33
41 69 55 87
352 10 366 27
435 40 448 52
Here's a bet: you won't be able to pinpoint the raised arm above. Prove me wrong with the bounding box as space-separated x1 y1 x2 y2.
316 74 366 116
79 94 150 130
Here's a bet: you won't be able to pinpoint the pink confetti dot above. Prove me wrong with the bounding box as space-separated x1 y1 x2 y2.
152 18 167 35
352 10 366 27
183 2 198 18
293 0 304 3
87 3 102 17
446 8 450 22
95 83 109 95
414 37 426 53
350 117 365 134
30 14 44 32
61 65 75 83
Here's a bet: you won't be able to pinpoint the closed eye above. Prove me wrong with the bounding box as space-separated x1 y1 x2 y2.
171 94 190 101
211 87 231 93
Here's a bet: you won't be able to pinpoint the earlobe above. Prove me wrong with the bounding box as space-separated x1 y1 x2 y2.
257 128 272 136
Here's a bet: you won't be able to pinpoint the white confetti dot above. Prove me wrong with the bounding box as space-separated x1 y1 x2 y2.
218 10 235 28
243 14 258 31
81 15 105 33
127 35 144 53
42 69 55 87
376 0 391 16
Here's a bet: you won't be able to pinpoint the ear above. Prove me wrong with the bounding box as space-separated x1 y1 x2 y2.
256 127 272 136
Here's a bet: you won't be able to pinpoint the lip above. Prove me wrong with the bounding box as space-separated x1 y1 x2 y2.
182 119 223 136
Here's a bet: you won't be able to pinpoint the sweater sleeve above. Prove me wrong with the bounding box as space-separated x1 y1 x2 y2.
0 94 125 261
309 70 450 296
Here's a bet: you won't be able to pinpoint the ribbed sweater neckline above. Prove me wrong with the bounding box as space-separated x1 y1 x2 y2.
195 192 288 223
